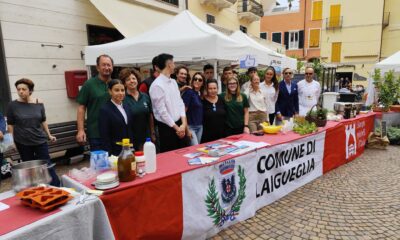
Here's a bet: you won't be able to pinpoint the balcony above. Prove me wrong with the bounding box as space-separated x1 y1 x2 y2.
326 16 343 30
199 0 236 10
238 0 264 22
159 0 179 6
383 12 390 28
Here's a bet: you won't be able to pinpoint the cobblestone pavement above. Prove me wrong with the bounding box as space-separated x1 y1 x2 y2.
210 146 400 240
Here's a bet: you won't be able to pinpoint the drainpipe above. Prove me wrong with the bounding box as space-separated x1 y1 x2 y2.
378 0 385 61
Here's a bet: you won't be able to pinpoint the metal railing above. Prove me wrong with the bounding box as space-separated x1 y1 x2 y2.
326 16 343 30
159 0 179 6
239 0 264 17
383 12 390 27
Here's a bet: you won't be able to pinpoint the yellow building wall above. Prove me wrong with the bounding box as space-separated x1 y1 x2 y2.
188 1 261 36
381 0 400 59
321 0 384 82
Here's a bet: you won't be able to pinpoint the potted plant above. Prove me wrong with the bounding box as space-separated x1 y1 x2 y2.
305 105 328 127
373 69 400 111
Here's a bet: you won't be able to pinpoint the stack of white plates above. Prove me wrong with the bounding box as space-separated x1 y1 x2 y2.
94 172 119 190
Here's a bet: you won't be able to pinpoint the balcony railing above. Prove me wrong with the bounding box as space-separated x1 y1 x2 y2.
326 16 343 30
238 0 264 22
383 12 390 28
160 0 179 6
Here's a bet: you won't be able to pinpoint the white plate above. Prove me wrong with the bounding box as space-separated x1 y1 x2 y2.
94 180 120 190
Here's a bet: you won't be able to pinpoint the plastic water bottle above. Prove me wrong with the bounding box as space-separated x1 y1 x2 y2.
144 138 156 173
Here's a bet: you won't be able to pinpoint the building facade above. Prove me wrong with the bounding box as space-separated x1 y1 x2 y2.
381 0 400 61
0 0 186 122
320 0 385 85
260 0 322 61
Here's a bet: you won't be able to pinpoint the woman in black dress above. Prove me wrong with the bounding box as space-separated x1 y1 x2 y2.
201 79 226 143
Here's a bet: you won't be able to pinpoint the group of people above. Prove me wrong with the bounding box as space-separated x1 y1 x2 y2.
0 53 322 186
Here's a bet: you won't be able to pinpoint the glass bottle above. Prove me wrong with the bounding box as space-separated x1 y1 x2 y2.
117 138 135 182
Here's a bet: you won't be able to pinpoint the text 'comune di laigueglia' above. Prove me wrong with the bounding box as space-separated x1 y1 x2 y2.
256 140 317 197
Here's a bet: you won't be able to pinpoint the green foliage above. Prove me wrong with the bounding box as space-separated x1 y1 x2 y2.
297 59 304 72
307 107 328 120
388 126 400 144
293 120 318 135
205 178 225 226
373 69 400 110
312 59 323 80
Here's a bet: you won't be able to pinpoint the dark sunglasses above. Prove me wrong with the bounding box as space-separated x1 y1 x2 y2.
305 73 313 75
193 77 203 82
284 72 293 75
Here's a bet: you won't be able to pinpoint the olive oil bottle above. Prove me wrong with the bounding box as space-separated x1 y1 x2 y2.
117 138 136 182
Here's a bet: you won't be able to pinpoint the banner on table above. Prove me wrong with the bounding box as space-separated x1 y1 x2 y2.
255 131 325 209
323 114 375 173
181 152 258 240
182 132 325 239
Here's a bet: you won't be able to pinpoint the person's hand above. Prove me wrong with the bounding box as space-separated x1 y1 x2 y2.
48 135 57 142
0 131 3 141
187 130 193 139
76 130 86 144
294 113 299 118
181 85 192 92
276 113 283 120
244 126 250 134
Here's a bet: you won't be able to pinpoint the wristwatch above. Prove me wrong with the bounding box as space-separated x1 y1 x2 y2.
244 125 249 128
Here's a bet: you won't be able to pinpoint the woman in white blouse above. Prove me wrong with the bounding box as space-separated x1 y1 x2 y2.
244 74 268 133
260 66 279 125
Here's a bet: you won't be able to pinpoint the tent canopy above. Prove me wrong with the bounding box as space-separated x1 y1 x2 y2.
375 51 400 73
85 10 261 66
230 30 297 70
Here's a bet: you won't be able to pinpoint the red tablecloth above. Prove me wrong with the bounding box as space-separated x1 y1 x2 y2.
79 113 376 240
0 195 61 236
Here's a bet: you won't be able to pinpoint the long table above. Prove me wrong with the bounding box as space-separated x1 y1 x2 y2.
0 190 114 240
62 112 375 240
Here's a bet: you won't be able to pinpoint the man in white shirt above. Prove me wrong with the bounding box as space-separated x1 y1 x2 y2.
297 66 321 116
149 53 189 152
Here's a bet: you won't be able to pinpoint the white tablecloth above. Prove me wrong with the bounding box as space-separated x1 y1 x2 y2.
0 190 114 240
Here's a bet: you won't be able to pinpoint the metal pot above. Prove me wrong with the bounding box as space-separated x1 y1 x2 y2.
12 160 54 192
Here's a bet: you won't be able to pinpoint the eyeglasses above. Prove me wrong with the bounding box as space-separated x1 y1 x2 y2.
212 103 216 112
284 72 293 75
193 77 203 82
305 73 313 75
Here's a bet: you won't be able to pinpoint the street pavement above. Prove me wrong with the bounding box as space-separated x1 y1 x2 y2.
210 146 400 240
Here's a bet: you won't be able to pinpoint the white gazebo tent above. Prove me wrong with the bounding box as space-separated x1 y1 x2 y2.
366 51 400 105
230 30 297 70
84 10 261 67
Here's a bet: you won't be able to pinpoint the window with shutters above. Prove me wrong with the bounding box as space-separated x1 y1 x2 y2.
288 31 299 50
309 29 320 48
260 32 267 40
206 14 215 24
331 42 342 62
272 32 282 44
312 1 323 20
329 4 341 28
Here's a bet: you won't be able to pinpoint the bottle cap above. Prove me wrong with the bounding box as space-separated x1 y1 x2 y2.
135 151 144 156
116 138 133 146
145 138 151 142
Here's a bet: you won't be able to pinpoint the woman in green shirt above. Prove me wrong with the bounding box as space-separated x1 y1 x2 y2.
120 68 155 151
220 77 250 136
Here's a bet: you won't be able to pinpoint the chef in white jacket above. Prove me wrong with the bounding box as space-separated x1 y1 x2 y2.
297 67 321 116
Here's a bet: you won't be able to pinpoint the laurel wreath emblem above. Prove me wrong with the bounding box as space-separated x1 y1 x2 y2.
205 165 246 227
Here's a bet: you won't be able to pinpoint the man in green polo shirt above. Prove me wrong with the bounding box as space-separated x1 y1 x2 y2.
76 55 113 151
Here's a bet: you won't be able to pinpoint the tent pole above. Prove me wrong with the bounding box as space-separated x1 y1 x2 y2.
214 60 221 94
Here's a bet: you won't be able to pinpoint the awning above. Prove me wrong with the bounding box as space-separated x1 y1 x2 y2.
90 0 176 38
